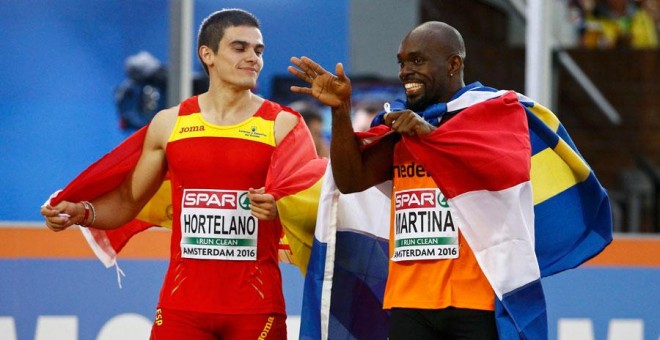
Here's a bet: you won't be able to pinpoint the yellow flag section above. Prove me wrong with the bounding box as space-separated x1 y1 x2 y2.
276 173 325 275
527 102 591 205
135 179 173 229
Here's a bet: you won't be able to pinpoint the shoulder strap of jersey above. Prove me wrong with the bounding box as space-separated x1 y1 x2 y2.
256 100 286 121
177 96 200 116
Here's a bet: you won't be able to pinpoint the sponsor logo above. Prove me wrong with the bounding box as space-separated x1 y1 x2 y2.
239 192 250 210
183 190 237 209
393 162 432 178
258 316 276 339
395 190 436 209
154 308 163 326
239 126 268 138
178 125 205 134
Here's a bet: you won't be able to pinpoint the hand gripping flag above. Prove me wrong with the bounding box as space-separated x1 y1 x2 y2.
48 110 327 277
301 89 612 339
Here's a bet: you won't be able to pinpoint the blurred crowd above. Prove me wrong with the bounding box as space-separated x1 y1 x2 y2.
568 0 659 49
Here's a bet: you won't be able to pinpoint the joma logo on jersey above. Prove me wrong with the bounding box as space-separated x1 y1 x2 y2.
183 190 237 209
179 125 205 134
395 190 436 209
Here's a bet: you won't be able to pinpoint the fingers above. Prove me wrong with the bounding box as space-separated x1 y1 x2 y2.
384 110 434 136
335 63 345 80
288 64 311 82
289 56 330 82
249 196 277 220
248 188 278 221
383 111 404 127
249 187 265 195
301 56 328 77
41 201 85 232
41 205 72 232
250 203 276 220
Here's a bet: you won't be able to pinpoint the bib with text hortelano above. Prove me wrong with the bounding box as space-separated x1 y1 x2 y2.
392 188 459 261
180 189 258 261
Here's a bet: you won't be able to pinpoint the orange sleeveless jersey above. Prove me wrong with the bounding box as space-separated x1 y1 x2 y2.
382 142 494 311
158 96 286 315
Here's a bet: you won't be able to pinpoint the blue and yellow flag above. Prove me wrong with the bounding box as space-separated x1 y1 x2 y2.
300 84 612 339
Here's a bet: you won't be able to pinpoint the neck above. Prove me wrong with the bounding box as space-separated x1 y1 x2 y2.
198 84 262 125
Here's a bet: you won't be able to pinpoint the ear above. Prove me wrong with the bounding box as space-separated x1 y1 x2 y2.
199 45 214 68
447 55 463 76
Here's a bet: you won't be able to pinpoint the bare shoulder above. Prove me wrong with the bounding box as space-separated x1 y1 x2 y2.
145 105 179 148
274 109 300 145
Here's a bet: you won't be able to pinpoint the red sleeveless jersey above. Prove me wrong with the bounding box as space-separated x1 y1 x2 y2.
158 96 286 315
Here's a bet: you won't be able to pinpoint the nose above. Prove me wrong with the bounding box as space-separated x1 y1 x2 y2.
246 49 260 63
399 63 412 80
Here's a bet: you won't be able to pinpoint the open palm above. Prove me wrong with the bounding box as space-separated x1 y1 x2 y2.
288 56 352 108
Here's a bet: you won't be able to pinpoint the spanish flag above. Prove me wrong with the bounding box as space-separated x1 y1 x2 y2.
48 111 327 275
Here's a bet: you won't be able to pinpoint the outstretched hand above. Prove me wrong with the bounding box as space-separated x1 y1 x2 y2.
288 56 351 108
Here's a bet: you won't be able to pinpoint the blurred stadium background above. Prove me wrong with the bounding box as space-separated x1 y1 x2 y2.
0 0 657 339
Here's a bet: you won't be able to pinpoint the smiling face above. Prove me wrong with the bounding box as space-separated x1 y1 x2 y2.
201 25 264 91
397 22 465 112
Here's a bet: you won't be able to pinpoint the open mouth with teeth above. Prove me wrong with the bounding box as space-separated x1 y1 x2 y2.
404 82 423 96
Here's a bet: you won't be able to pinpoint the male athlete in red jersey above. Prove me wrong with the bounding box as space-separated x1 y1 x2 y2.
41 9 316 339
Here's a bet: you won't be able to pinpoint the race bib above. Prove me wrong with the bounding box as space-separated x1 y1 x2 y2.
180 189 258 261
392 188 459 262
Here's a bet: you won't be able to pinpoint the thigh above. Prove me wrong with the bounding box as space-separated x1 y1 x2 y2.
220 314 287 340
149 307 216 340
445 308 498 340
388 308 438 340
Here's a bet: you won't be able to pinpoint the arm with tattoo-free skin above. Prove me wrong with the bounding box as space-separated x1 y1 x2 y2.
288 56 395 193
287 56 437 193
40 106 176 231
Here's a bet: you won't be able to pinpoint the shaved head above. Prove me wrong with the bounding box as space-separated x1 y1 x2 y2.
408 21 466 60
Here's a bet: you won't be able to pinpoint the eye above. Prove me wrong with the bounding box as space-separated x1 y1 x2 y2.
413 57 423 65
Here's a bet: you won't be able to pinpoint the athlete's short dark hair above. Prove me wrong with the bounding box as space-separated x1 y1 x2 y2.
197 8 260 74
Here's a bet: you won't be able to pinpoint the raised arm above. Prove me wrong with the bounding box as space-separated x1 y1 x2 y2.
288 56 394 193
41 107 175 231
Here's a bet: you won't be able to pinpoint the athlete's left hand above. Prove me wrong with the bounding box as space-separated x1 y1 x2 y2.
248 187 278 221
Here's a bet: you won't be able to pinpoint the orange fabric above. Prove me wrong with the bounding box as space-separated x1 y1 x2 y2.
383 142 494 311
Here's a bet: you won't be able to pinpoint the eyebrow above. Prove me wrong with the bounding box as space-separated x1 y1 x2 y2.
230 40 265 50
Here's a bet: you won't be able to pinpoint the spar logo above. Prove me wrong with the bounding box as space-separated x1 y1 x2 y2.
395 189 436 209
239 192 251 210
395 189 450 210
183 190 238 209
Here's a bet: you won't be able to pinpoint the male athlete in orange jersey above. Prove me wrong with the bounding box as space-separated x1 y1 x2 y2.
289 22 500 339
41 9 315 339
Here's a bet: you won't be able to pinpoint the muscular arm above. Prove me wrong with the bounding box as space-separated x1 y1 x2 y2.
288 56 393 193
92 108 174 229
330 100 395 193
41 107 176 231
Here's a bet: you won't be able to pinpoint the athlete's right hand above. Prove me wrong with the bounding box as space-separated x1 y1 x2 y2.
40 201 83 232
288 56 352 108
